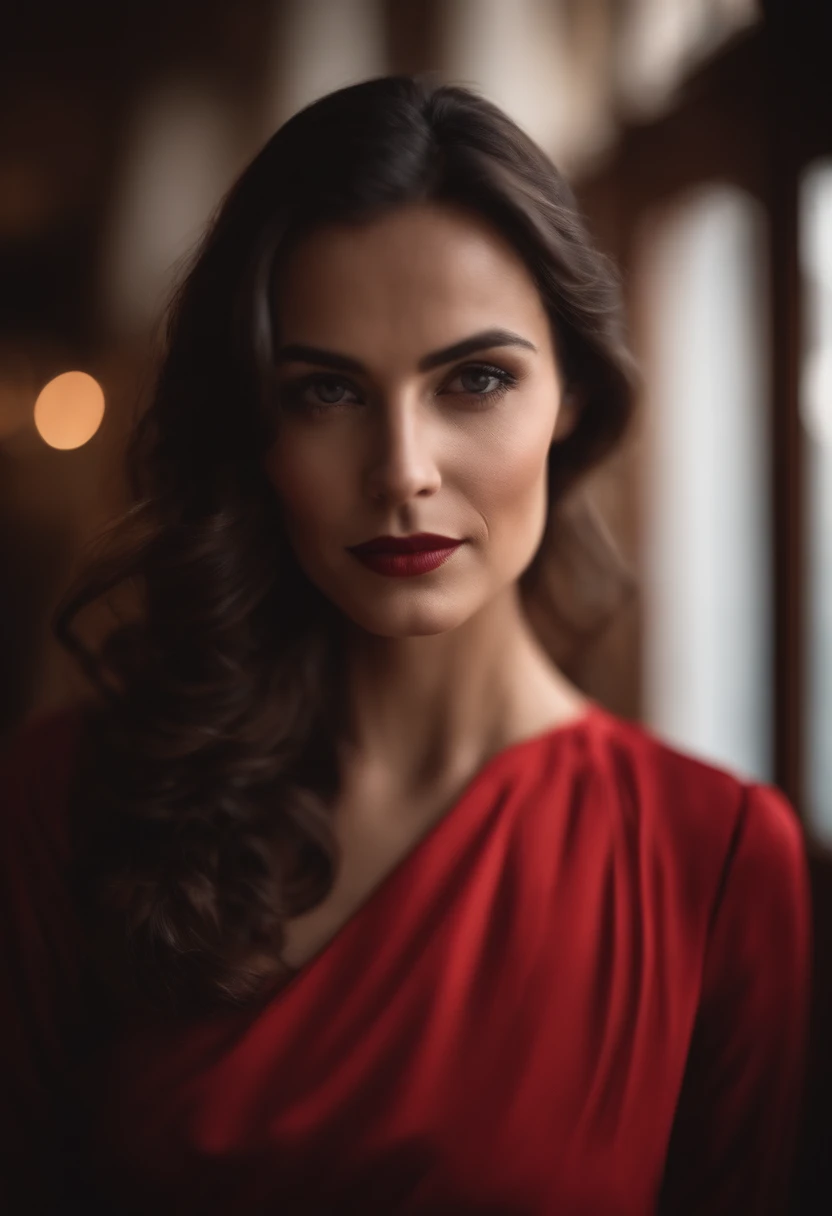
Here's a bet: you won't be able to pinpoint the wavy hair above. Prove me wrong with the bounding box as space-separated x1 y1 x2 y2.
54 73 637 1015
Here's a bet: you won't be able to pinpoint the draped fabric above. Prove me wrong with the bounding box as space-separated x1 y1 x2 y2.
0 701 810 1215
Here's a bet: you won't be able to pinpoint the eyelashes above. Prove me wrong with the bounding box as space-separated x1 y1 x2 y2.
447 364 518 403
278 361 520 416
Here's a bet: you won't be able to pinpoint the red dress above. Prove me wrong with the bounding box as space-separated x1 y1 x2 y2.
0 700 811 1215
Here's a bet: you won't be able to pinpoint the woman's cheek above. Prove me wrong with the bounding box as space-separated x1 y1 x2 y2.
474 421 552 507
468 427 551 567
266 443 346 536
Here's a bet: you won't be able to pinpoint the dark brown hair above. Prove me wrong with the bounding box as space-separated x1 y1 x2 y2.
54 73 636 1016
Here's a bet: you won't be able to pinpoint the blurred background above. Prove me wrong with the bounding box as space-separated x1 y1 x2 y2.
0 0 829 839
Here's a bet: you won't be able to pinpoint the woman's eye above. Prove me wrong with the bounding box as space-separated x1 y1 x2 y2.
282 375 361 412
313 379 352 405
444 363 517 403
279 362 518 416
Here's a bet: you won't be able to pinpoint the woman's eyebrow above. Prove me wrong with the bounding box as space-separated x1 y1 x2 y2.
274 328 538 374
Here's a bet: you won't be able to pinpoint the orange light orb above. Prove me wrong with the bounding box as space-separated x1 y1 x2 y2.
33 371 105 450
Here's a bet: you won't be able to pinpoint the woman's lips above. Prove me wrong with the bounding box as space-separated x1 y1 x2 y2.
349 533 462 554
349 543 463 577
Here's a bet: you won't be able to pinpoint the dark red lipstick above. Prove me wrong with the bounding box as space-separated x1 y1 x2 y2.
347 533 464 577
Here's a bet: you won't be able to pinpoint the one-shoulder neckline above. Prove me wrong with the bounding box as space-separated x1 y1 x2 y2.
248 698 609 1012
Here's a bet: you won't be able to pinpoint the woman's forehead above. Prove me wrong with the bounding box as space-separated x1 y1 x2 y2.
272 203 551 355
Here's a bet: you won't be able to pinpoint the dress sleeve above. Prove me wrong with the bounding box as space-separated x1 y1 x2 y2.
0 712 92 1215
658 781 812 1215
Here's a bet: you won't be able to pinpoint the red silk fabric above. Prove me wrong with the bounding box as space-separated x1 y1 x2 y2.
0 702 811 1214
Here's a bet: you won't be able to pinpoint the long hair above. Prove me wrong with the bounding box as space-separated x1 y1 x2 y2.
54 74 636 1016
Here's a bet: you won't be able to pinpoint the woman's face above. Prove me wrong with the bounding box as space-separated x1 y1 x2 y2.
265 201 570 638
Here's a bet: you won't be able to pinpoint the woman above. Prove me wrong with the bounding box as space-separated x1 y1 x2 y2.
0 74 810 1215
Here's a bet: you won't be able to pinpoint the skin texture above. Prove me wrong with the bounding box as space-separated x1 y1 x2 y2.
265 201 587 798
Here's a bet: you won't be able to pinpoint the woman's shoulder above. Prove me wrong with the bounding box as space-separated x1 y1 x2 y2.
586 704 804 884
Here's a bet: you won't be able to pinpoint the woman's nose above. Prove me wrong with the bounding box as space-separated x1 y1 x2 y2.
363 401 442 505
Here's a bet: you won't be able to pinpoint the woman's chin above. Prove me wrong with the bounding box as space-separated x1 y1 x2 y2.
339 597 478 640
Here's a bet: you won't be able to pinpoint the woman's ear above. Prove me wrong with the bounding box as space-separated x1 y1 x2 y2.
552 388 581 444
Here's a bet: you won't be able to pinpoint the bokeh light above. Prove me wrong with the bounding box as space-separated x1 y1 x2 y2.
33 370 105 450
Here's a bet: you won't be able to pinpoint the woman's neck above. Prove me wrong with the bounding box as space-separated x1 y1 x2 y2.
335 584 587 795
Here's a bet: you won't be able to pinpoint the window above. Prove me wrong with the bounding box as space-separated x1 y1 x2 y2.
638 185 772 780
800 159 832 845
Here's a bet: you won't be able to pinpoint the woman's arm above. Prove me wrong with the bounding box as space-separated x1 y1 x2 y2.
658 782 812 1215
